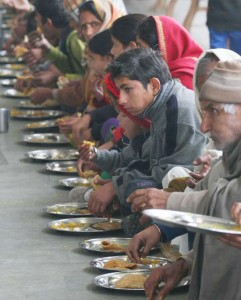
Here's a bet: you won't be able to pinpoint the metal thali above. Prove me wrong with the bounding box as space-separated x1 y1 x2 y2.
44 202 91 217
23 133 69 145
26 149 79 161
46 161 78 174
48 217 122 233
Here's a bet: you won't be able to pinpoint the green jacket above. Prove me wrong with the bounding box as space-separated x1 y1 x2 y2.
45 30 86 76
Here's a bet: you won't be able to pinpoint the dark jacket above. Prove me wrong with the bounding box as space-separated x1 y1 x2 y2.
207 0 241 31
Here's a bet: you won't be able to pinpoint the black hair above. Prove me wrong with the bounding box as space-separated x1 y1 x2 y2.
88 29 113 56
78 1 102 22
107 48 171 88
24 11 37 33
34 0 70 28
138 16 159 50
110 14 147 46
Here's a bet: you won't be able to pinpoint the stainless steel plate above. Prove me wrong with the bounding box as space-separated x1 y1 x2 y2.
18 100 60 110
3 64 26 70
0 69 21 78
59 177 92 188
80 238 130 254
80 238 159 255
23 133 69 145
0 56 23 64
44 202 91 216
4 88 30 98
94 271 191 291
26 149 79 161
48 217 122 233
144 209 241 235
11 109 64 120
46 161 78 174
1 79 16 86
90 255 170 272
25 120 58 130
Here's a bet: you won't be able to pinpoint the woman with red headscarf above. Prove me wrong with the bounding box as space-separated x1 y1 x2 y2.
137 15 203 90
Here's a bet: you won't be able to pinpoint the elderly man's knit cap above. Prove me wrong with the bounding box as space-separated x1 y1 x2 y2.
199 60 241 103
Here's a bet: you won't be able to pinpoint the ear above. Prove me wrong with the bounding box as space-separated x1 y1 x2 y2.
149 77 161 95
45 18 53 29
104 54 113 63
127 41 138 49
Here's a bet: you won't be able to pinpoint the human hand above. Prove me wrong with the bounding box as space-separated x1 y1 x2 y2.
24 48 43 67
126 225 161 263
88 182 116 217
28 31 50 51
186 153 212 188
32 69 60 87
58 116 80 134
72 115 91 145
127 188 170 213
3 0 33 12
77 159 99 176
30 87 53 104
145 259 188 300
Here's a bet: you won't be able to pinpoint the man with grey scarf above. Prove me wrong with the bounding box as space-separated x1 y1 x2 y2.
144 60 241 300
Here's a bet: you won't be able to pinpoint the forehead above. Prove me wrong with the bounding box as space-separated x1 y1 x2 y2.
79 10 100 24
115 76 138 87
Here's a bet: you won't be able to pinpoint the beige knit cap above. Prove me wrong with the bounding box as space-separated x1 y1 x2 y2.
199 60 241 103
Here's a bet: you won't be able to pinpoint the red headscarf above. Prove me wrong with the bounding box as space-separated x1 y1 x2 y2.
152 16 203 90
104 73 151 129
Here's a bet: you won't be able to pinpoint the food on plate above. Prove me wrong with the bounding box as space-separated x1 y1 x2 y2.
101 240 127 251
92 221 121 231
114 273 147 289
91 175 102 190
51 221 87 231
48 206 90 215
11 109 50 117
14 45 29 57
82 140 95 148
103 259 137 270
65 166 77 172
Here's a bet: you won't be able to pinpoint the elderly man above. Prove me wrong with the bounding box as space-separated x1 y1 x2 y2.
142 60 241 300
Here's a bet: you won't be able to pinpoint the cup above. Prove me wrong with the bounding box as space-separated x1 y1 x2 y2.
0 108 9 133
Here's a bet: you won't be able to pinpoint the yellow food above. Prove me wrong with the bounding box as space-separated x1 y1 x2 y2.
101 240 126 251
81 169 98 179
83 140 95 148
51 221 86 231
14 45 29 58
65 166 77 172
103 259 136 270
114 274 147 289
91 175 102 190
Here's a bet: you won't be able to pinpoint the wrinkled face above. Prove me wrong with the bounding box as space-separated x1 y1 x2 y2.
87 50 112 76
115 76 155 116
111 36 127 58
117 112 142 139
200 100 241 150
78 11 102 41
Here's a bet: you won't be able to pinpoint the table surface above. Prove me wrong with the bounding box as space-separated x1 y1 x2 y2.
0 82 189 299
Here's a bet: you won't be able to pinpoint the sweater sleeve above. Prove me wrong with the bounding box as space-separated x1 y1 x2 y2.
154 222 187 242
92 146 136 175
167 190 208 213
